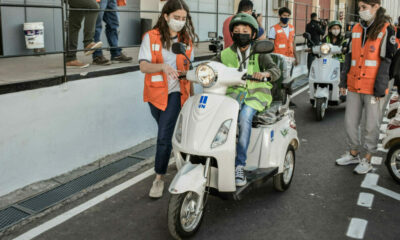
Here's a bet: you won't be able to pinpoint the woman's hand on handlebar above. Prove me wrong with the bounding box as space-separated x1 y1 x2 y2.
340 88 347 96
162 63 179 80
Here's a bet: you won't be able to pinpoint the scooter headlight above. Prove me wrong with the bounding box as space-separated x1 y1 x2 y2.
320 43 331 55
175 115 183 143
196 63 216 88
331 67 339 80
211 119 232 148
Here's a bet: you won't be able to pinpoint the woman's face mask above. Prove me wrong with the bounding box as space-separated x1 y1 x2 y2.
167 18 186 32
359 9 374 22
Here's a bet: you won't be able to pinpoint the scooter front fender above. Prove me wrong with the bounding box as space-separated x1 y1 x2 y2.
169 162 206 196
315 86 329 99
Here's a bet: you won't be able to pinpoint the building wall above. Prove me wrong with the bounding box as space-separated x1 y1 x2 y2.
0 0 141 56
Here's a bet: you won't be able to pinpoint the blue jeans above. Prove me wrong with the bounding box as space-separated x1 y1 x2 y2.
148 92 181 175
236 104 258 167
93 0 121 58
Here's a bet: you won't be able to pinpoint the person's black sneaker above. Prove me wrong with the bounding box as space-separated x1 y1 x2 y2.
93 55 111 65
111 53 132 63
289 101 297 108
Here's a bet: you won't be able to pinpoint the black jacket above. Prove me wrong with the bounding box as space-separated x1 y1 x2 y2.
306 20 326 46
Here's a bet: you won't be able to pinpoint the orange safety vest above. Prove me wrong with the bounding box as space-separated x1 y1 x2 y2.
272 24 295 57
96 0 126 6
396 27 400 48
347 22 390 95
143 29 193 111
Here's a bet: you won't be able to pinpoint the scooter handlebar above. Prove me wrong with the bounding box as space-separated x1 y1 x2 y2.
241 74 271 82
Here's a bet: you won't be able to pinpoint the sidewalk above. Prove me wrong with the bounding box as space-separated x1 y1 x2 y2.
0 42 212 86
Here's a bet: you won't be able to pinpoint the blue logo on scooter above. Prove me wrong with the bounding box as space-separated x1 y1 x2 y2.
198 96 208 109
270 130 274 142
323 59 327 64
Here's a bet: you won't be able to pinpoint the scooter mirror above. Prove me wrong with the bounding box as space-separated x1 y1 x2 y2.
172 42 187 55
252 40 274 55
345 31 352 39
303 32 311 41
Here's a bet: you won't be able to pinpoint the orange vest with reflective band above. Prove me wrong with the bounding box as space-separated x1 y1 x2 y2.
272 24 295 57
395 28 400 48
143 29 192 111
347 23 390 95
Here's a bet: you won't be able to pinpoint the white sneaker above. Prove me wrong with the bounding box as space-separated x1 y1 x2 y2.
336 152 360 166
235 165 247 187
149 179 164 198
354 158 373 174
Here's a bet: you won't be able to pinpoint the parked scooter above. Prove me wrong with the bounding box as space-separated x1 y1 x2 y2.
167 41 299 239
382 119 400 184
303 32 345 121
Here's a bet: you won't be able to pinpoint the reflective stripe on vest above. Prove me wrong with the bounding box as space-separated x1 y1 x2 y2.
143 29 192 111
272 24 295 58
347 23 389 95
221 47 272 112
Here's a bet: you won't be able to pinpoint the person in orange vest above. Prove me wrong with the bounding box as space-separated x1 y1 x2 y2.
93 0 132 65
336 0 397 174
138 0 198 199
268 7 298 108
268 7 298 68
396 16 400 48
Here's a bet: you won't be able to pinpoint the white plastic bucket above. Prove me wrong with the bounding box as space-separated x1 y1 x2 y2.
23 22 44 49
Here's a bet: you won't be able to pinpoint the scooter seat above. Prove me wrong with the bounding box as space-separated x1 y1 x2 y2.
252 101 285 127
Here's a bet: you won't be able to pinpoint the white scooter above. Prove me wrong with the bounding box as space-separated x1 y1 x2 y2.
167 41 299 239
304 32 345 121
382 118 400 184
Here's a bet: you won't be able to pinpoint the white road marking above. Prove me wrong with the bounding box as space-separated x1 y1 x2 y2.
382 117 389 123
377 144 388 153
13 161 171 240
346 218 368 239
371 156 383 165
379 133 386 140
292 85 309 98
361 173 400 201
357 192 374 208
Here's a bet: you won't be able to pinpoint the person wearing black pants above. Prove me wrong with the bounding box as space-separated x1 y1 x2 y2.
148 93 181 175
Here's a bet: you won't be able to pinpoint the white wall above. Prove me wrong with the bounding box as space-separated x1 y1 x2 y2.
0 71 157 196
381 0 400 22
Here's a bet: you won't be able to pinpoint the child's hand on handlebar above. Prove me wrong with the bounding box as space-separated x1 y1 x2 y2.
252 72 271 81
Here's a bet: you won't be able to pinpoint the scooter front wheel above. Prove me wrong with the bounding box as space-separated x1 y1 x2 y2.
386 143 400 184
168 191 205 239
316 98 326 121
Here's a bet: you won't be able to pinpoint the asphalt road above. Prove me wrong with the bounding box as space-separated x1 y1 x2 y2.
8 88 400 240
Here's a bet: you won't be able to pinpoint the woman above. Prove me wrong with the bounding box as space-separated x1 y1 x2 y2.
138 0 198 198
322 20 346 68
336 0 397 174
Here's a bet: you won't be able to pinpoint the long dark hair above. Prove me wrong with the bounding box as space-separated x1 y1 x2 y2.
359 1 391 40
153 0 199 49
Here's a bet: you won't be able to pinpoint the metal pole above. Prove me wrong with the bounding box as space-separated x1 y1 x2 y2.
61 0 67 83
65 0 70 81
216 0 218 37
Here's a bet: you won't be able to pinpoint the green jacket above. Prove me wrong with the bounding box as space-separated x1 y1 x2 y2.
212 44 281 112
323 35 347 63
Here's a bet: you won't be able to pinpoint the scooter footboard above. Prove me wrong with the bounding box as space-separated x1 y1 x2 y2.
169 163 206 196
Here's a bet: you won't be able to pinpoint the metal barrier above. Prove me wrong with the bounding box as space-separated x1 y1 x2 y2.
0 0 354 84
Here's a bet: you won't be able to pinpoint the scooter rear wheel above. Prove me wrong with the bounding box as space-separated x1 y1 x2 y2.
168 191 205 239
273 145 296 191
386 143 400 184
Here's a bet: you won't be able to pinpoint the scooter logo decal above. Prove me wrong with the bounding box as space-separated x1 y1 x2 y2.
323 59 327 64
280 129 289 137
198 96 208 109
270 130 274 142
